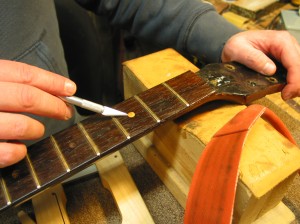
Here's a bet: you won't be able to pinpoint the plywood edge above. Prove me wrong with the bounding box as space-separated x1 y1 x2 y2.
252 202 295 224
96 151 154 224
32 184 70 224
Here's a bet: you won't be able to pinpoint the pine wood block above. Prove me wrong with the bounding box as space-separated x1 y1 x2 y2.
122 48 300 223
229 0 281 19
96 150 154 224
222 11 250 29
252 202 295 224
223 3 297 30
18 210 36 224
204 0 229 13
31 184 70 224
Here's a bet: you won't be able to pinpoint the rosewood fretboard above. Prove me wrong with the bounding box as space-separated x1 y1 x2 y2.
0 62 286 212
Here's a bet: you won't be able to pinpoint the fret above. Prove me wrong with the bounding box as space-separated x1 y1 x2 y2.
2 160 37 204
0 174 8 208
0 177 8 208
56 124 98 169
134 95 161 123
113 97 160 137
112 118 131 139
137 81 187 121
25 155 41 188
50 136 71 172
162 82 190 107
0 175 11 205
165 71 216 107
28 138 67 186
77 122 101 156
80 116 128 156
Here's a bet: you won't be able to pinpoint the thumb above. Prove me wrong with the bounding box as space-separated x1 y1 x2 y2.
281 84 299 101
239 48 277 75
222 40 277 75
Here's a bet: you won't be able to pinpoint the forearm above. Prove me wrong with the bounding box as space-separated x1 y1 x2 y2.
75 0 240 63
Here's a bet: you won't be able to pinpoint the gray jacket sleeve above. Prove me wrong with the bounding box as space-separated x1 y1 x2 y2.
75 0 240 63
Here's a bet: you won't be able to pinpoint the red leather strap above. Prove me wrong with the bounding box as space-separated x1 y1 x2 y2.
184 104 296 224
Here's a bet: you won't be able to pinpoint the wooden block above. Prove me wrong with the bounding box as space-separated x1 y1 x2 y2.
229 0 281 19
203 0 229 13
252 202 295 224
18 210 36 224
123 48 300 223
123 48 199 96
222 11 250 29
223 3 297 30
32 184 70 224
132 132 190 207
96 150 154 224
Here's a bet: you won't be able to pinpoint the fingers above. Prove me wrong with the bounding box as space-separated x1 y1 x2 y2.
0 112 45 140
281 84 300 100
222 30 300 100
222 31 277 75
277 34 300 100
0 60 77 168
0 60 77 96
0 82 73 120
233 45 276 75
0 113 45 168
0 142 27 168
0 60 75 119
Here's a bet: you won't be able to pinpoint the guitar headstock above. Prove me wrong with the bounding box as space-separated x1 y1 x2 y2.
198 62 287 104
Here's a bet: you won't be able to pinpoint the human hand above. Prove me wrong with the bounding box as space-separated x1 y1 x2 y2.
0 60 76 167
221 30 300 100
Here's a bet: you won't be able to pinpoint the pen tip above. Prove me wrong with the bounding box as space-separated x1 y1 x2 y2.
102 106 128 116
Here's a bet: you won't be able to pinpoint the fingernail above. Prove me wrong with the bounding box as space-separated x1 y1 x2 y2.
65 104 74 120
262 62 276 75
65 80 76 95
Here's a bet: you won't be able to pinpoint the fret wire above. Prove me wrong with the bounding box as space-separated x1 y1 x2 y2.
162 82 190 107
112 118 131 139
134 95 161 123
50 136 70 173
0 174 11 205
25 155 41 189
78 122 101 156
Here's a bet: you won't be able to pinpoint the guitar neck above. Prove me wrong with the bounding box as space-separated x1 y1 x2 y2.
0 62 285 212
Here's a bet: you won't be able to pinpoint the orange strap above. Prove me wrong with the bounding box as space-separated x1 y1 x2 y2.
184 104 296 224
